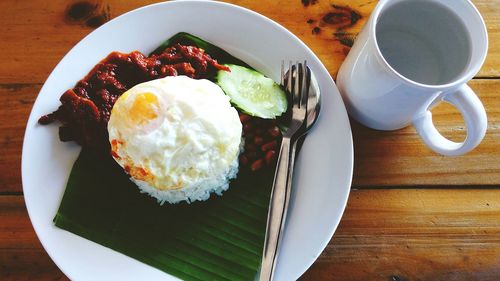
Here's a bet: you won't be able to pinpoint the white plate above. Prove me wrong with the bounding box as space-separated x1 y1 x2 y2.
22 1 353 280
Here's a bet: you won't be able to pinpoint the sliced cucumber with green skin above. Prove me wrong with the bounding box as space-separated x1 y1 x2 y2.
216 64 288 119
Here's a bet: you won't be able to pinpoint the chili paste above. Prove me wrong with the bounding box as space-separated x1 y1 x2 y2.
39 44 229 150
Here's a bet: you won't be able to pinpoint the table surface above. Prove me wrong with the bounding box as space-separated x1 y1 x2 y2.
1 0 499 280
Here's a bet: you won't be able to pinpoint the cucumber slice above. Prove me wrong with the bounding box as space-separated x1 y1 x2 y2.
216 64 287 119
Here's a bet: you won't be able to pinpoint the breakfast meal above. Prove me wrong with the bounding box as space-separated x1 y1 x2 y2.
40 33 287 204
41 32 289 280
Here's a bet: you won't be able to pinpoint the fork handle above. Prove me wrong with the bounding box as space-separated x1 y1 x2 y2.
260 136 296 281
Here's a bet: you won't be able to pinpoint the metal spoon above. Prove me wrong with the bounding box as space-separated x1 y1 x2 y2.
296 66 321 152
259 62 321 281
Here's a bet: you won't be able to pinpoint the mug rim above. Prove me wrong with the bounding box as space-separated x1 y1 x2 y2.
371 0 489 90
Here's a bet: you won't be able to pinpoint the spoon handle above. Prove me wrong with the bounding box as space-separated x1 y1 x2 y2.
259 136 296 281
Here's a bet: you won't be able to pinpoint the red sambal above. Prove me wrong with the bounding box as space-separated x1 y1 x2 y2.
39 44 229 150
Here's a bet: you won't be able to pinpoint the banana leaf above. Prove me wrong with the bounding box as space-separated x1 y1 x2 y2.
55 150 272 281
53 33 275 281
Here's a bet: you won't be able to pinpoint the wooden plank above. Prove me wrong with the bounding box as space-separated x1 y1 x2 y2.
476 0 500 77
0 0 498 85
300 189 500 281
0 196 68 281
2 190 500 280
0 84 40 193
0 249 68 281
2 79 498 193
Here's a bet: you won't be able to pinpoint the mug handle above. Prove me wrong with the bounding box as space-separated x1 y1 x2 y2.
413 84 487 156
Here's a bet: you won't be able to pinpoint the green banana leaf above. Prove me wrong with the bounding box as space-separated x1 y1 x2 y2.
53 33 275 281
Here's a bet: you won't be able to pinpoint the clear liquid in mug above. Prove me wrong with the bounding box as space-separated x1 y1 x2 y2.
376 0 472 85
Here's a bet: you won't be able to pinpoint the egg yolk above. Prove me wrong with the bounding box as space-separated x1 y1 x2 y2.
128 92 159 125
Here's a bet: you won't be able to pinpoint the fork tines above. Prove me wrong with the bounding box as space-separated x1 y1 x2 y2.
281 60 310 111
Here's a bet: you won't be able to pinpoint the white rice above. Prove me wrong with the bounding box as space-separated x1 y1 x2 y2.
131 153 240 205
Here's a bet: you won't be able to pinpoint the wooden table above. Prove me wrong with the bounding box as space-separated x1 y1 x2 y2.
1 0 499 280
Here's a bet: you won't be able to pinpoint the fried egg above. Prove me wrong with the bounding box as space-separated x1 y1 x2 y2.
108 76 242 204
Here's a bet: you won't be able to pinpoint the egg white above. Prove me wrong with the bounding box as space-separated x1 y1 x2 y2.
108 76 242 204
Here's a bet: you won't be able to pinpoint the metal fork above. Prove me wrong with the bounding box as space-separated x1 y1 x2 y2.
259 61 311 281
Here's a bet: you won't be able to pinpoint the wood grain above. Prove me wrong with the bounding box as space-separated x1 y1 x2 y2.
0 196 68 280
2 190 500 281
0 84 40 193
1 0 499 280
0 0 498 85
300 189 500 281
2 80 498 192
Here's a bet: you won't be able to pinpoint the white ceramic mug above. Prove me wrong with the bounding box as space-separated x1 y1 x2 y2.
337 0 488 156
